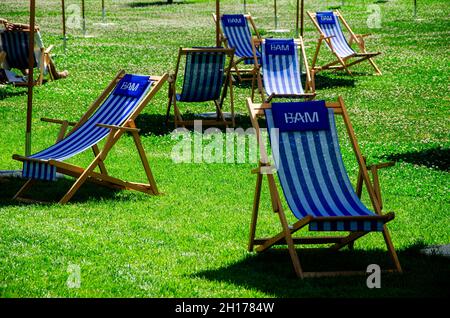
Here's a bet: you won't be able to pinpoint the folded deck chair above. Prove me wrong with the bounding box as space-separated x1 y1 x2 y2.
12 70 168 204
166 47 236 128
252 38 315 103
307 10 381 76
246 97 402 278
0 25 54 85
213 13 261 82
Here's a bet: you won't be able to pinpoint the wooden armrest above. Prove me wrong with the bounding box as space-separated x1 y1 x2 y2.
321 35 336 40
41 117 77 126
96 123 140 133
44 45 54 54
356 34 371 38
251 165 276 175
167 74 176 83
367 161 395 170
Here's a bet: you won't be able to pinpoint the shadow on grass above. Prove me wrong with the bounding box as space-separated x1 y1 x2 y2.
0 87 27 100
313 73 356 90
0 176 121 206
128 1 191 8
135 113 254 136
382 146 449 172
194 243 450 297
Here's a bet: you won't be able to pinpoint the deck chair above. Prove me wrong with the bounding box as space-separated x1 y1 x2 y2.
166 47 236 128
12 70 168 204
246 97 402 278
252 38 315 104
213 13 261 82
0 23 54 85
307 10 381 76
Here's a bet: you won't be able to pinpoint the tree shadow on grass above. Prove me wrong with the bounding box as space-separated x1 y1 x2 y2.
0 176 121 206
128 1 191 8
193 243 450 297
381 146 449 172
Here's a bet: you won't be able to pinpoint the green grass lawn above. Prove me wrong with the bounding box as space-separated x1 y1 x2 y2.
0 0 449 297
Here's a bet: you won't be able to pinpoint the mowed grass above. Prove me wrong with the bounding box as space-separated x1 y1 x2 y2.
0 0 449 297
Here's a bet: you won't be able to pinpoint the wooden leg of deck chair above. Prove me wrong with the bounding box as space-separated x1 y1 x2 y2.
13 179 36 200
277 208 304 278
92 144 108 175
251 73 256 102
382 226 402 273
59 132 119 203
165 94 173 125
311 39 322 71
131 131 159 195
331 231 368 251
228 75 235 127
356 168 363 198
370 166 383 210
248 173 263 252
368 57 382 75
59 161 100 204
233 61 243 82
214 100 228 128
338 56 353 76
173 100 184 129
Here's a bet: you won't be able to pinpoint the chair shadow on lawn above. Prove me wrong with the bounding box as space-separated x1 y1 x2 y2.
381 146 449 172
0 176 121 206
313 73 356 90
0 88 27 100
193 243 450 297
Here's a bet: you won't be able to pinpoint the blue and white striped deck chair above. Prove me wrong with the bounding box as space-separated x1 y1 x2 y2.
215 13 261 81
0 27 53 85
246 97 402 278
12 71 168 204
166 47 236 127
253 38 315 103
308 10 381 76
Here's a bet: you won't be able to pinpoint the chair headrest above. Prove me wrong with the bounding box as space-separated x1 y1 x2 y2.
221 14 246 27
264 38 295 56
316 11 337 24
269 101 330 132
113 74 152 98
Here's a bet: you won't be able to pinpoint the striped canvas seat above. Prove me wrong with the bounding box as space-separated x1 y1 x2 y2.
177 50 226 102
0 30 37 69
22 74 153 181
265 101 385 232
220 14 260 65
261 38 305 98
315 11 355 59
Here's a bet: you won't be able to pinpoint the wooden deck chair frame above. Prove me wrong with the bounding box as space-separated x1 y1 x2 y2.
12 70 168 204
246 96 402 278
251 37 316 104
213 13 261 82
0 20 55 86
166 47 236 128
307 10 382 76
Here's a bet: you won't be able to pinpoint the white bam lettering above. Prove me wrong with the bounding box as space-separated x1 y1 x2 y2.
284 112 319 124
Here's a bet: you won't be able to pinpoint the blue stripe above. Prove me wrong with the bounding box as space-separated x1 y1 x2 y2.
221 15 260 60
179 50 225 102
21 75 152 181
1 31 37 69
316 12 355 58
265 104 385 232
261 39 304 97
